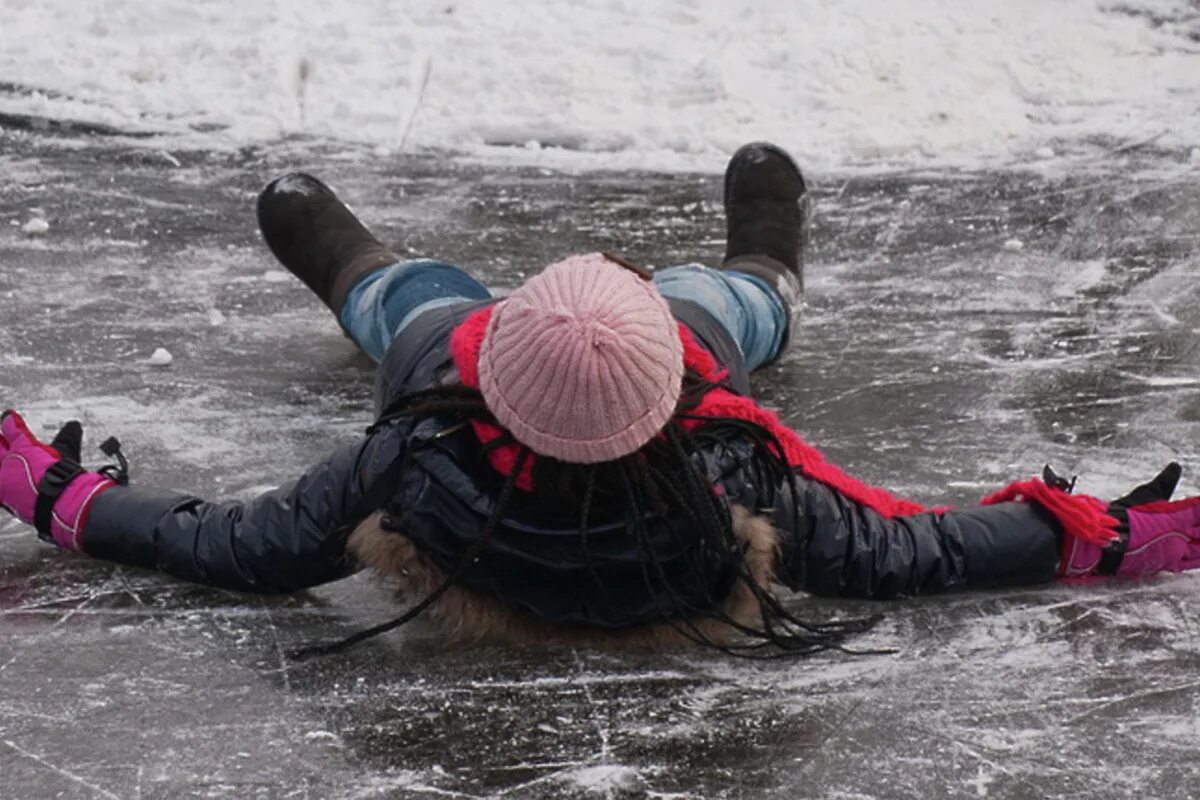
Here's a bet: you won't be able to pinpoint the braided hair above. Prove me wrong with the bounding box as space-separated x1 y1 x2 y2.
296 371 880 659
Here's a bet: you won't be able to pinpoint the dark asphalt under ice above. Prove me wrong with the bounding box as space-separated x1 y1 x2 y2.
1 128 1199 799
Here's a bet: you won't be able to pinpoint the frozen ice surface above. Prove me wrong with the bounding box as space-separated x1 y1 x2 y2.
1 128 1199 799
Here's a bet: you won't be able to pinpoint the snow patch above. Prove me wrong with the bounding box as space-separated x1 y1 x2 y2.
145 347 174 366
22 217 49 235
269 174 323 197
1124 374 1200 388
561 764 642 793
1 1 1198 172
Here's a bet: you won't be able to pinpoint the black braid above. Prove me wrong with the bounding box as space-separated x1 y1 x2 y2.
666 423 827 653
577 466 611 597
708 415 883 653
617 458 729 652
300 370 882 658
291 446 530 660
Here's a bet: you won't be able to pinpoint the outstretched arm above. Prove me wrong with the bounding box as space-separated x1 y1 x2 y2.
0 410 408 594
772 475 1062 598
771 464 1200 598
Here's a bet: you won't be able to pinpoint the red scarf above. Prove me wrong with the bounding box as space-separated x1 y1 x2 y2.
449 307 1118 547
451 306 930 518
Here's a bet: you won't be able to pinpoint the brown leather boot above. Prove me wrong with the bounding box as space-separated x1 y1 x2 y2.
256 173 398 320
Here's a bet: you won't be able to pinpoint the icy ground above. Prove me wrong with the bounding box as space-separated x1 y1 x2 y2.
2 0 1200 172
1 121 1199 798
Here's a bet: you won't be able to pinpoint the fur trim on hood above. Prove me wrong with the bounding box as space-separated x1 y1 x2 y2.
348 504 780 648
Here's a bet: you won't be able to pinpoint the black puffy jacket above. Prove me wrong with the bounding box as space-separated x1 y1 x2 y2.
83 298 1062 621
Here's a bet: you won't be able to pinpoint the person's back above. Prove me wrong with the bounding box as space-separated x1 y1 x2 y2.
4 142 1199 659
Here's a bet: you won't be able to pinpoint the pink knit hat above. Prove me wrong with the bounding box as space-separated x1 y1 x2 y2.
477 253 684 463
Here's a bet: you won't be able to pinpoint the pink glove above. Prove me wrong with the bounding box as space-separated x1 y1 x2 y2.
1061 463 1200 577
0 410 122 551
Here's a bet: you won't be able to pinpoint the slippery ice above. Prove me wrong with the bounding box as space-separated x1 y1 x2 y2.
2 4 1200 798
3 133 1199 798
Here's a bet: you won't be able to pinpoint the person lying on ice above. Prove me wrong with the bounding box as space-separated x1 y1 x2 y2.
2 143 1198 656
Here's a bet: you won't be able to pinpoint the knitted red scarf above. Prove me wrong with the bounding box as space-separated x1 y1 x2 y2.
448 306 1118 547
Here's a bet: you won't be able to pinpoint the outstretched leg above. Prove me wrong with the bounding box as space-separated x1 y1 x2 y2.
653 142 808 371
257 173 490 361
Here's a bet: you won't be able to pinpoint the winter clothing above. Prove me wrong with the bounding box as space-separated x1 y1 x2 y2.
455 302 935 510
1116 500 1200 573
652 265 788 369
75 292 1067 623
347 505 785 645
982 478 1118 550
1062 464 1200 577
0 411 116 551
477 253 684 463
341 258 492 361
721 141 807 340
8 145 1195 648
257 173 398 321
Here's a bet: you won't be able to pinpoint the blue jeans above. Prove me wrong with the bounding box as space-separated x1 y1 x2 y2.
340 260 788 369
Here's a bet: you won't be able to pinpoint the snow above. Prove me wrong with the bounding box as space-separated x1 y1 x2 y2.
1126 374 1200 388
561 764 642 793
145 347 174 366
20 217 49 235
2 0 1198 172
270 174 324 197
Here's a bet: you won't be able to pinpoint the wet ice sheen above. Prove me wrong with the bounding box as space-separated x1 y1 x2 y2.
0 132 1198 798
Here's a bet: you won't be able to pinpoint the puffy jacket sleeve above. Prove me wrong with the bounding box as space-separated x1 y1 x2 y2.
770 474 1063 598
79 423 407 594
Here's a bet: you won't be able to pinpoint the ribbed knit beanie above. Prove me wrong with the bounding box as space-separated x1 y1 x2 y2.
477 253 684 464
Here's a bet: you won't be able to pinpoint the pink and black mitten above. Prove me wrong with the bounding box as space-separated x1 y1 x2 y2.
1062 463 1200 577
0 410 126 551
